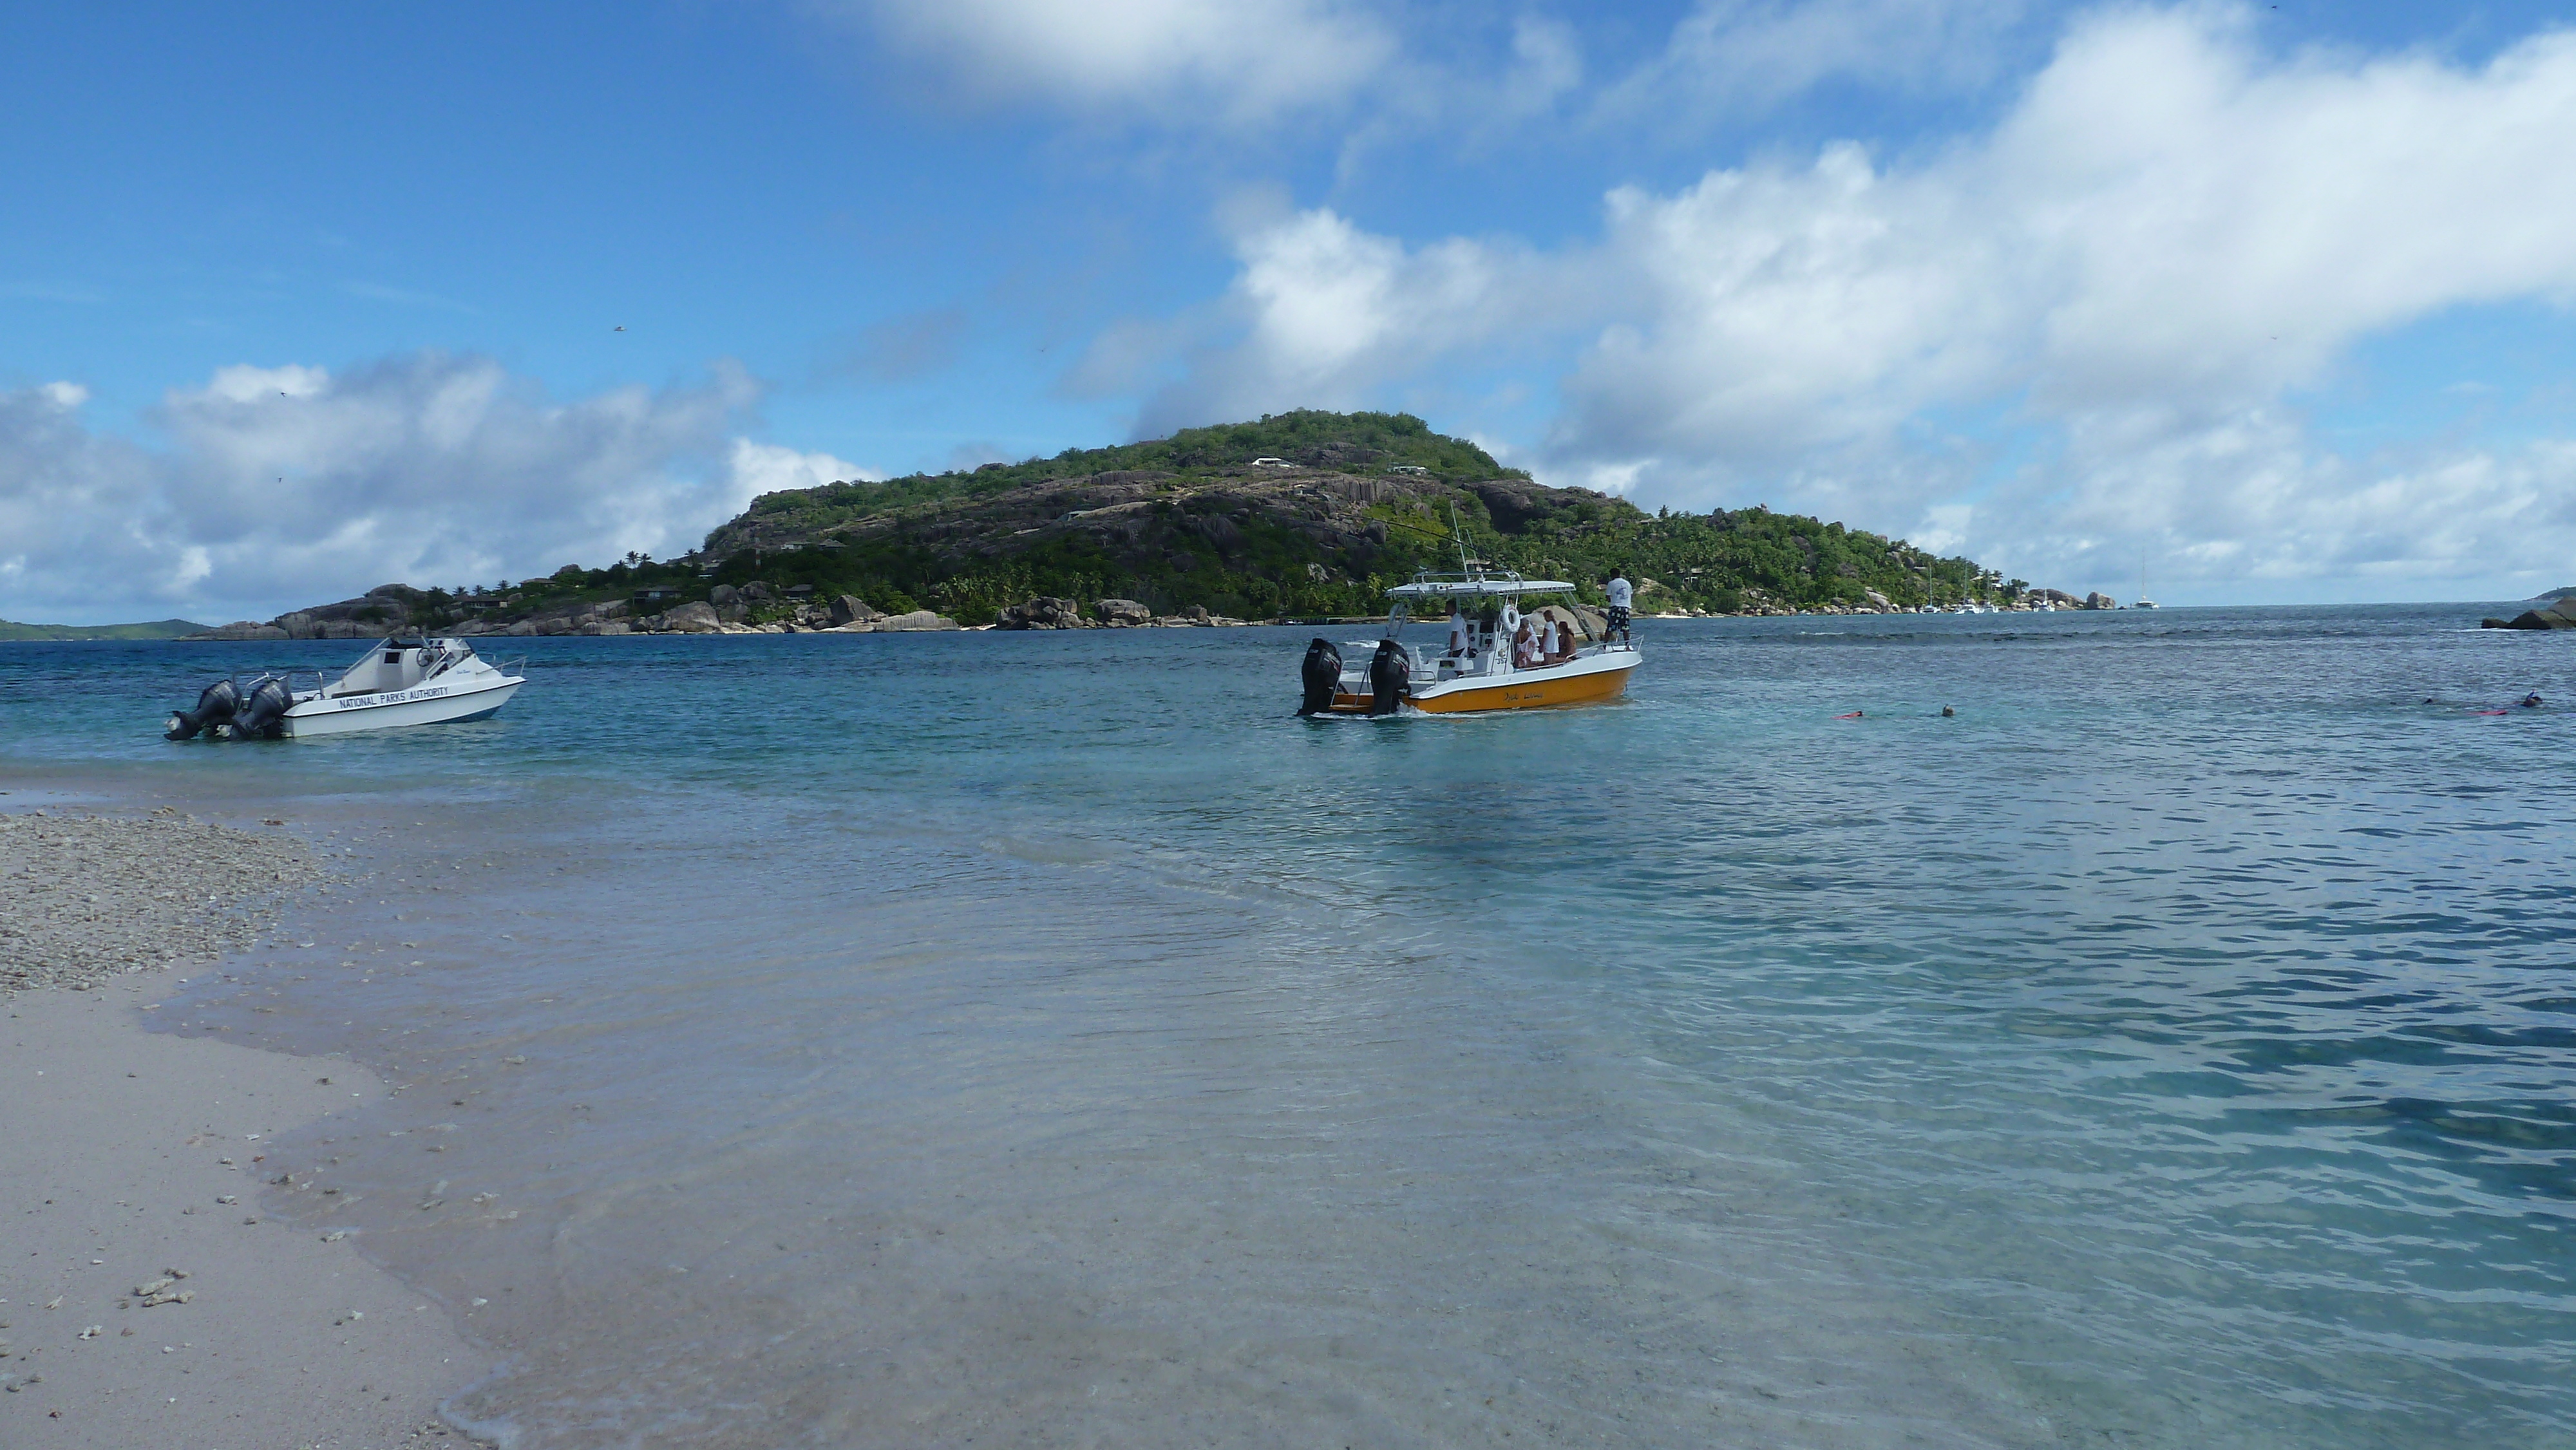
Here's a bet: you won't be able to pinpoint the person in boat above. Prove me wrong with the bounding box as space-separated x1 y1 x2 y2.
1604 570 1634 645
1513 619 1539 668
2521 692 2544 708
1447 603 1471 659
1553 616 1577 664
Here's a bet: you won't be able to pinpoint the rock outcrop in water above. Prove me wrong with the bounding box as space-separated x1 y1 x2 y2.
2484 598 2576 630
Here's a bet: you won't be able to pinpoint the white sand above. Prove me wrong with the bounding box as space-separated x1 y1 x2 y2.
1 811 489 1449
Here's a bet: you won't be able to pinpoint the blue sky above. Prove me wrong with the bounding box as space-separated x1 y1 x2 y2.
5 0 2575 621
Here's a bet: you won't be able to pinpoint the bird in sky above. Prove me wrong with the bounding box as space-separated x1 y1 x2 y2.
614 325 626 332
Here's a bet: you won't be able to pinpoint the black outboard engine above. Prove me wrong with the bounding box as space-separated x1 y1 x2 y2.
1367 640 1412 717
1298 638 1343 716
225 675 294 740
165 677 243 741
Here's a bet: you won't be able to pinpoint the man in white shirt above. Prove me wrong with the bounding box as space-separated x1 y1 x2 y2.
1447 603 1470 659
1604 570 1634 645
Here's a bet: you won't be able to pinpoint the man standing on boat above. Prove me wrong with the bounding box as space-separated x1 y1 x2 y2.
1604 569 1634 646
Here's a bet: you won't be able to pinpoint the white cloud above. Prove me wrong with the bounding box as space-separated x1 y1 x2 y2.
1600 0 2038 129
727 439 878 500
199 363 329 403
819 0 2018 138
0 352 876 625
831 0 1398 123
1102 5 2576 598
1106 207 1554 433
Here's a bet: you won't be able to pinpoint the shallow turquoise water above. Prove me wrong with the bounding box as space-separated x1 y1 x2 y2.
5 607 2571 1446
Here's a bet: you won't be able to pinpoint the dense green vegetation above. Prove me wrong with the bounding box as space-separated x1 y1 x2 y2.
400 411 2008 629
711 409 1522 547
1462 498 2005 616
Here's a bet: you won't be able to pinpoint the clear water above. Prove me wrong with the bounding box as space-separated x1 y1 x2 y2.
3 607 2570 1447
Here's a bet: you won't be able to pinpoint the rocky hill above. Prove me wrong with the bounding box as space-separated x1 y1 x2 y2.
191 411 2052 637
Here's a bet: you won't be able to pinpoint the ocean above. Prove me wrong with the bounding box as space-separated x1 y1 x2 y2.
4 605 2570 1447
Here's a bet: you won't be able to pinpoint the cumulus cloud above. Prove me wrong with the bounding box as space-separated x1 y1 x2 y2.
817 0 2012 137
1084 204 1584 433
1978 416 2576 598
1599 0 2038 129
826 0 1397 123
1100 5 2576 596
0 352 871 625
728 438 877 494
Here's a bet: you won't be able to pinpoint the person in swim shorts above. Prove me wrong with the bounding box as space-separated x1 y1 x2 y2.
1603 570 1633 645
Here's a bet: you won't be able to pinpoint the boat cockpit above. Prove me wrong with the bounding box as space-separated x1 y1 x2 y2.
318 636 471 699
1374 571 1626 686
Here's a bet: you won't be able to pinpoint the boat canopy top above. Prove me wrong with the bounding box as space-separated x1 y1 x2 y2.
1385 570 1575 599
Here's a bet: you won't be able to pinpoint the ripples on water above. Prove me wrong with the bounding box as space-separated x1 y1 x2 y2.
4 605 2570 1446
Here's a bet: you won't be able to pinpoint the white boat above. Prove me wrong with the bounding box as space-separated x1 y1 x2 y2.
1297 569 1640 715
166 636 525 740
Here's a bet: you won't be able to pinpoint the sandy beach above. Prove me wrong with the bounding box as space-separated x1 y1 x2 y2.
1 811 488 1449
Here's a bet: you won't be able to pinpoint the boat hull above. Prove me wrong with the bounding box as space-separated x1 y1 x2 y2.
1329 651 1638 715
282 677 522 737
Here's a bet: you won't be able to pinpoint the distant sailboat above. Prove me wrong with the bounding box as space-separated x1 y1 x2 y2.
2136 549 2157 609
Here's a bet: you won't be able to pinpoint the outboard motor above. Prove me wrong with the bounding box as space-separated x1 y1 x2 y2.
1298 638 1343 716
1367 640 1412 717
165 677 243 741
225 675 294 740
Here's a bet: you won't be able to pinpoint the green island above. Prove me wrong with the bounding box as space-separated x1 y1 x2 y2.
189 411 2062 639
0 617 213 642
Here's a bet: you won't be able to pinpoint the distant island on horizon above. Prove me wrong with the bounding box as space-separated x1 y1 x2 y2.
176 411 2111 640
0 617 213 642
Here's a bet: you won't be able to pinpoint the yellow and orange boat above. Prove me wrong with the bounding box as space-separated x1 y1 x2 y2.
1300 569 1640 716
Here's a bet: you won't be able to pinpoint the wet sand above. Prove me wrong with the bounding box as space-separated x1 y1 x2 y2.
1 785 2061 1447
1 810 488 1449
147 789 2065 1449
